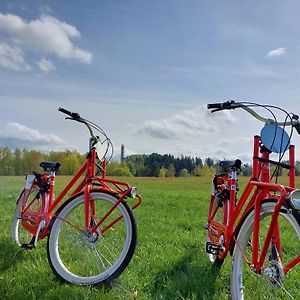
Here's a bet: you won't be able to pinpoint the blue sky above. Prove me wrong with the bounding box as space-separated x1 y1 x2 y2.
0 0 300 162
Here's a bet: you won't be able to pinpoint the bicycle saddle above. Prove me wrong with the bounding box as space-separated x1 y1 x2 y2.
40 161 61 172
219 159 242 171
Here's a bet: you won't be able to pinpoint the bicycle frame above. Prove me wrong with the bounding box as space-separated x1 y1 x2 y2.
19 146 142 242
207 135 299 274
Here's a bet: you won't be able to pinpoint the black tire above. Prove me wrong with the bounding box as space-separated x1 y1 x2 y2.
47 191 137 285
231 200 300 299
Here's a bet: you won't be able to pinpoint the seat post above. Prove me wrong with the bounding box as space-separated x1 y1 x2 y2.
48 170 56 207
229 168 237 218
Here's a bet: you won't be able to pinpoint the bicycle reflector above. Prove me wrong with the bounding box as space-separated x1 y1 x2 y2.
288 190 300 210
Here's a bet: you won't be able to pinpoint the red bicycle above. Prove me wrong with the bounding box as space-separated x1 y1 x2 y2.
11 108 142 285
205 101 300 299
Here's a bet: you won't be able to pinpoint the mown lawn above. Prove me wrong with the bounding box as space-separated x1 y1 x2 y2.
0 175 297 299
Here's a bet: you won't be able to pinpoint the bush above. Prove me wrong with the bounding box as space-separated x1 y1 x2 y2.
109 168 133 177
180 168 189 177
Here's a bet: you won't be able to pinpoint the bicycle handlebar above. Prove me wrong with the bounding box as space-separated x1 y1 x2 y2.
59 107 98 141
207 100 235 110
207 100 300 130
58 107 114 162
58 107 81 120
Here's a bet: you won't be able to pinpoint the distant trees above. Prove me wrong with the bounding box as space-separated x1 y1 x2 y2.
0 147 84 176
125 154 213 177
105 162 133 177
1 146 299 178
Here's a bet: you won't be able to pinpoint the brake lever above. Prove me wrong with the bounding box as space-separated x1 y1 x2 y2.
295 123 300 134
65 117 85 123
211 108 223 113
211 106 237 113
211 100 237 113
291 114 300 134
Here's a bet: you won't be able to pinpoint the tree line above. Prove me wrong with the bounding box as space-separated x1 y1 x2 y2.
1 146 299 177
0 147 85 176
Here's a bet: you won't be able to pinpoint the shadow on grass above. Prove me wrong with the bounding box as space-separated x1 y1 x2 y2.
0 237 26 272
150 247 223 299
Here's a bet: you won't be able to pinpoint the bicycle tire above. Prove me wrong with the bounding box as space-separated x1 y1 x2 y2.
205 195 225 268
47 191 137 285
231 200 300 299
11 187 39 247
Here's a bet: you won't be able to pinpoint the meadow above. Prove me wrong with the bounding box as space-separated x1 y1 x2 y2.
0 176 297 300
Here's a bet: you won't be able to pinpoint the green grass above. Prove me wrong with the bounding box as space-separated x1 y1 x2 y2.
0 176 298 299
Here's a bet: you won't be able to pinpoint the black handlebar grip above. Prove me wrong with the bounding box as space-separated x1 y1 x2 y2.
58 107 80 120
59 107 72 116
207 100 236 111
207 103 222 109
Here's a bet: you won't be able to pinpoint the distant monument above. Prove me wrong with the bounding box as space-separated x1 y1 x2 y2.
121 144 125 163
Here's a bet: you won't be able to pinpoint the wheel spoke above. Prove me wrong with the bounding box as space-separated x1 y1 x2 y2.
90 244 109 269
231 201 300 299
47 192 136 284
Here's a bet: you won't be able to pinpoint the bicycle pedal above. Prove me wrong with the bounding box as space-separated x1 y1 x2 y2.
206 242 224 255
21 243 35 250
203 223 209 230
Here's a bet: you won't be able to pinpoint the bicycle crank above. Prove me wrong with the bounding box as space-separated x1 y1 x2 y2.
34 220 46 248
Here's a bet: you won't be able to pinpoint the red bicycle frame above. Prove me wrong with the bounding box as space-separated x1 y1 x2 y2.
19 145 142 242
207 135 299 274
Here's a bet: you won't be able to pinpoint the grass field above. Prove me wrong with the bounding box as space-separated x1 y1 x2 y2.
0 176 298 300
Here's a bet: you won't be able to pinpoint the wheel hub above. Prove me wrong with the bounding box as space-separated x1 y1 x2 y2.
263 260 285 287
81 230 100 245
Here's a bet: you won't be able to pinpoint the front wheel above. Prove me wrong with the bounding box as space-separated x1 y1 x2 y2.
47 191 137 285
231 200 300 299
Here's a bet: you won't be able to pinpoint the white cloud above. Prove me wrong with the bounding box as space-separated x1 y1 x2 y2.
0 122 63 147
0 13 93 70
266 47 286 58
38 57 55 72
0 42 31 70
136 105 236 140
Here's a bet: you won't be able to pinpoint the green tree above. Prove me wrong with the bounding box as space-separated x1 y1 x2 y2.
159 167 167 177
0 147 14 175
126 161 136 176
22 149 45 173
205 157 214 168
48 151 68 165
61 152 81 175
135 165 147 177
193 165 215 176
106 162 131 176
193 165 202 176
180 168 189 177
149 161 160 177
14 148 24 175
242 163 252 176
166 164 175 177
110 168 132 177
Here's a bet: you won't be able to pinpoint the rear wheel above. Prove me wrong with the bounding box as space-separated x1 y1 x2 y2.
231 200 300 299
205 194 226 267
11 186 40 247
47 191 137 285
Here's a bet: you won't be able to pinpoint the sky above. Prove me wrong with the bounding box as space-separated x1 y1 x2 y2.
1 0 300 163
